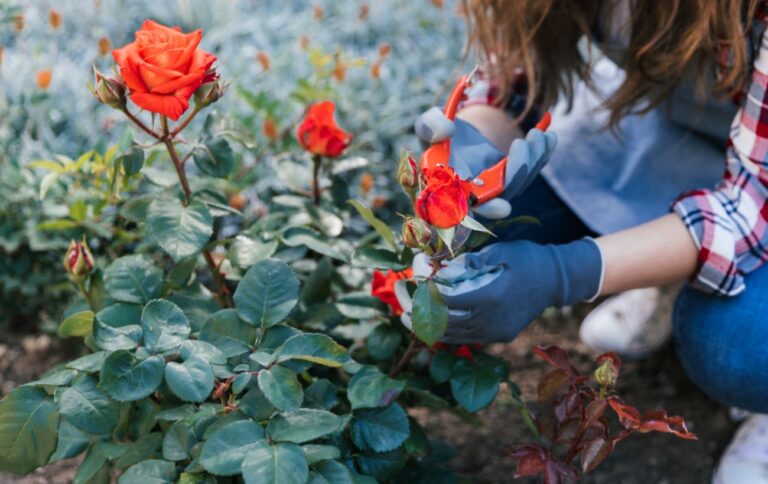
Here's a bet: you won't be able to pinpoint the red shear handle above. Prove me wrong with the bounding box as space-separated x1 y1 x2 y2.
421 75 473 173
470 111 552 206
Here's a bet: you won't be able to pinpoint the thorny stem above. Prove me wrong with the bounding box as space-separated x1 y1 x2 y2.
159 116 234 308
311 155 322 205
170 105 202 138
389 338 422 378
121 108 162 139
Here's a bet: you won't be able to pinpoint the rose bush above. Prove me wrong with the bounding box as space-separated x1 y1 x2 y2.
0 7 698 484
0 20 518 483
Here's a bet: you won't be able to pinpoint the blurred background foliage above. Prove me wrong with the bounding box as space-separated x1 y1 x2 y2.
0 0 467 330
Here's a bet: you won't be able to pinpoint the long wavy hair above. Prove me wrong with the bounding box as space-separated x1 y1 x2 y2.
464 0 761 126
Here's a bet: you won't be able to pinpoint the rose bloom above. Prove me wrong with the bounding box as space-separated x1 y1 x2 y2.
112 20 217 120
371 268 413 316
415 166 472 228
297 101 352 158
36 69 53 90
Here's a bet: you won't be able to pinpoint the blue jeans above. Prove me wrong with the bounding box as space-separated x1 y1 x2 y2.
508 176 768 412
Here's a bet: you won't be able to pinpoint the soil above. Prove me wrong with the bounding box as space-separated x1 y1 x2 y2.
0 304 738 484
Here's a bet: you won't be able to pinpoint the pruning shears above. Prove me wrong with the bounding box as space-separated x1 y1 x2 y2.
420 66 552 206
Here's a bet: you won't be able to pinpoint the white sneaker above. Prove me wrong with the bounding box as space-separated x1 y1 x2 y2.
578 286 675 359
713 415 768 484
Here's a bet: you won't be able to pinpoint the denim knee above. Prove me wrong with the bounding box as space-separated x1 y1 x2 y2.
673 279 768 413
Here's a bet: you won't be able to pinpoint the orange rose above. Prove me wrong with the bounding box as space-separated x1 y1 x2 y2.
415 166 472 228
371 268 413 316
112 20 217 120
297 101 352 158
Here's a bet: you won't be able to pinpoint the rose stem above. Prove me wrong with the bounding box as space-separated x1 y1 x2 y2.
120 108 162 139
311 154 322 205
389 338 421 378
160 116 234 308
170 105 202 138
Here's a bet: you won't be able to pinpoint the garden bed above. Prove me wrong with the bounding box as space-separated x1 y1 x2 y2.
0 303 736 483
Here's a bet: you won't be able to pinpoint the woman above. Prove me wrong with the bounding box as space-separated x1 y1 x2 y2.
410 1 768 481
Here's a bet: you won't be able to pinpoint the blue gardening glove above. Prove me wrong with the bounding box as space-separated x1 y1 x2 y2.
398 238 604 344
414 108 557 219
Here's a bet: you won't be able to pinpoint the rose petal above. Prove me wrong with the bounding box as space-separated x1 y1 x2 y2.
130 91 188 120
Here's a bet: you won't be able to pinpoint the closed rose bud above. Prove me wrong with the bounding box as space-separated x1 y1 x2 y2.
49 9 62 29
378 43 391 57
64 240 94 282
93 69 126 109
98 37 111 56
13 14 24 32
263 117 279 141
402 217 432 249
229 192 247 211
370 62 382 80
36 69 53 90
194 78 225 107
397 152 419 190
359 173 374 195
358 4 370 20
256 52 270 71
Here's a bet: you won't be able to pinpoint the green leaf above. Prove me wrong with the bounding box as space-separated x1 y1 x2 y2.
411 281 448 346
300 258 334 304
302 444 340 464
165 356 214 403
347 200 397 251
120 194 155 223
58 374 119 435
351 248 409 271
0 387 59 474
162 421 197 461
429 350 457 384
93 320 143 351
355 448 405 479
366 325 402 361
273 333 349 368
49 419 89 462
105 255 163 305
347 366 406 410
302 379 339 410
449 359 502 412
314 460 354 484
115 432 163 468
179 340 226 365
119 459 176 484
335 293 386 320
281 227 346 261
435 227 455 255
199 420 265 476
229 235 278 269
239 386 275 420
351 403 410 453
258 366 303 411
96 303 142 328
141 299 191 352
241 442 309 484
27 369 74 388
66 351 108 373
199 309 257 357
234 259 299 329
267 409 344 443
193 137 235 178
119 148 145 177
148 198 213 262
58 310 94 337
100 351 165 402
461 215 494 236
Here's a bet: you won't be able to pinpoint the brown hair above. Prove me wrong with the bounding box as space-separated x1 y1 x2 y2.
465 0 760 126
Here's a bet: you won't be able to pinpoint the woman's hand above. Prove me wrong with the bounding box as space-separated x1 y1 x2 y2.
398 238 603 344
414 105 557 219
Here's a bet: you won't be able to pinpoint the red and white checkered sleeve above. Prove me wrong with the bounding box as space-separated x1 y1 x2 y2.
672 27 768 296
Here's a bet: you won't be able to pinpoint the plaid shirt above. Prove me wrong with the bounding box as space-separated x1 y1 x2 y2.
673 25 768 296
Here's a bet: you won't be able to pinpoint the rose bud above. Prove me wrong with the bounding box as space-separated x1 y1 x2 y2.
64 240 94 282
402 217 432 249
93 69 126 110
397 152 419 190
194 78 226 108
